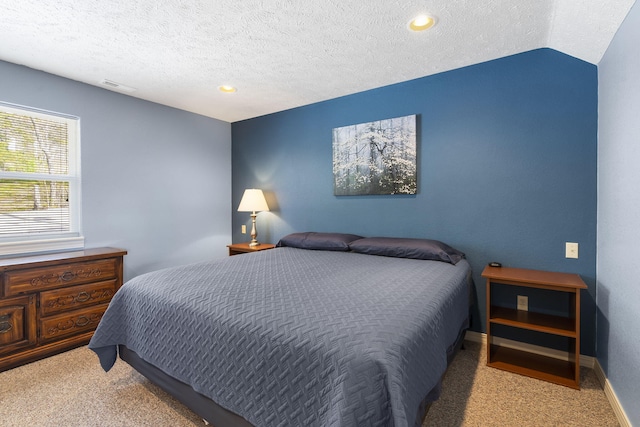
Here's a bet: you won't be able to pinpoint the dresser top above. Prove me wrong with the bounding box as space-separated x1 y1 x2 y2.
0 247 127 270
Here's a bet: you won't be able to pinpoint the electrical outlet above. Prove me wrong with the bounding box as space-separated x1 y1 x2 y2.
517 295 528 311
566 242 579 259
241 225 247 234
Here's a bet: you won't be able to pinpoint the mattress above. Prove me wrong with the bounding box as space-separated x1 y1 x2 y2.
90 247 471 426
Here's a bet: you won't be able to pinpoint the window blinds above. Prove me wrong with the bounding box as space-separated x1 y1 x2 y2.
0 104 78 240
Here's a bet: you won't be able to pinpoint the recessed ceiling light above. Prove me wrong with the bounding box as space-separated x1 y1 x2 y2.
408 14 436 32
218 85 237 93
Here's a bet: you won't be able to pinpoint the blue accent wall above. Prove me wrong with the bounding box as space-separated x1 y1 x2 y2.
1 60 232 280
232 48 598 355
598 1 640 423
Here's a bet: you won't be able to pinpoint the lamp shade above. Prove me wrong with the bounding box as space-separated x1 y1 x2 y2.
237 189 269 212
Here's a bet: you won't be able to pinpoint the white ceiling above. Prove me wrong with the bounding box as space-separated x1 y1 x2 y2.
1 0 635 123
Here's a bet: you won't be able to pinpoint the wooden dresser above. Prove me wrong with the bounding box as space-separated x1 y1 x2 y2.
0 247 126 371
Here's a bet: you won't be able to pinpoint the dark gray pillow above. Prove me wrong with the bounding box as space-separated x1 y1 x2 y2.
276 232 364 251
349 237 465 264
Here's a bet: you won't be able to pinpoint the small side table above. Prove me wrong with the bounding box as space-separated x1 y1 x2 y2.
227 242 276 256
482 265 587 389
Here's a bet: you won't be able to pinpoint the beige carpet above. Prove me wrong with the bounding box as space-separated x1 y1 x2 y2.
423 341 619 426
0 341 618 427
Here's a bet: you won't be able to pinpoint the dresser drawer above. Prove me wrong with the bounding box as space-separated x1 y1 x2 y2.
39 303 109 342
0 295 37 355
4 259 117 296
39 279 118 317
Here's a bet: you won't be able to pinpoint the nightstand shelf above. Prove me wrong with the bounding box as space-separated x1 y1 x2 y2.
488 345 577 388
227 242 275 256
482 265 587 389
489 306 576 337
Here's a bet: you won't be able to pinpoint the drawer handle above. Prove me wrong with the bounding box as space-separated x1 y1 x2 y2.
76 291 91 302
61 271 76 281
75 316 90 327
0 315 12 334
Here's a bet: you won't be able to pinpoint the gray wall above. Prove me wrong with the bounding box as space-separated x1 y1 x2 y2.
0 60 232 280
598 1 640 424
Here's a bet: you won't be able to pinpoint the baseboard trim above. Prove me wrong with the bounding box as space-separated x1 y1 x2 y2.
592 359 632 427
464 331 631 427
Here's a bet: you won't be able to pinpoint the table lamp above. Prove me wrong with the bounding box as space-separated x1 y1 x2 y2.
237 189 270 247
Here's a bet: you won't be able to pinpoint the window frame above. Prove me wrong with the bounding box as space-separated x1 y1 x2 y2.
0 101 83 256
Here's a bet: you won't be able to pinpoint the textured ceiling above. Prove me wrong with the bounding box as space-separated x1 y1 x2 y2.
1 0 635 122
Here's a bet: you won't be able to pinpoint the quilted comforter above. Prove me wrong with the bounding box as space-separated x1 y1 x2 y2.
89 247 471 427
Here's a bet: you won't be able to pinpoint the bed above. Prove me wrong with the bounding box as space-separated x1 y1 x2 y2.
89 233 472 427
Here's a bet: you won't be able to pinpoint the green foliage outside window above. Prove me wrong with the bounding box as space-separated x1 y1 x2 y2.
0 112 69 213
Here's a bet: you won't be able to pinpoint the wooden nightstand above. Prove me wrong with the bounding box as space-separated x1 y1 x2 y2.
227 242 276 256
482 265 587 389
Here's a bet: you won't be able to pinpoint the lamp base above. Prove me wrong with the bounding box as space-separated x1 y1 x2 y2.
249 212 260 247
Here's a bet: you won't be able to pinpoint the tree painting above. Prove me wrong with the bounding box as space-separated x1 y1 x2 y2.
333 114 417 195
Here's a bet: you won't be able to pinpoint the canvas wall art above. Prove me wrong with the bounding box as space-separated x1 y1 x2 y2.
333 114 417 195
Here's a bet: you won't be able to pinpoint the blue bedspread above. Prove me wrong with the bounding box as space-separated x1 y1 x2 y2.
89 247 471 427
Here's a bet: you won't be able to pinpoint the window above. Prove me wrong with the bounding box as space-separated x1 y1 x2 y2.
0 101 83 256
